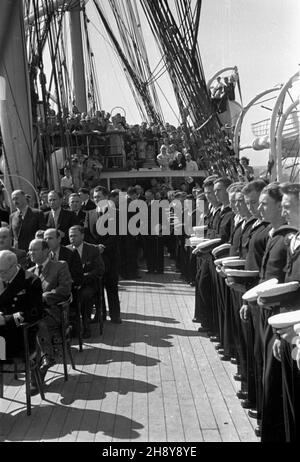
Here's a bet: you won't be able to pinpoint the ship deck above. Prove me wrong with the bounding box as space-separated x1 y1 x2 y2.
0 258 258 443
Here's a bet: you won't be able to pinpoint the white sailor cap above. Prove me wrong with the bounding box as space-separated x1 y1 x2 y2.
242 278 279 303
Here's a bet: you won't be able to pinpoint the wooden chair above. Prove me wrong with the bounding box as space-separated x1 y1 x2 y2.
71 285 83 353
93 277 104 336
0 321 45 416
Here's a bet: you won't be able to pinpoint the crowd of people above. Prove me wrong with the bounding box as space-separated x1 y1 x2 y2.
0 169 299 443
188 177 300 442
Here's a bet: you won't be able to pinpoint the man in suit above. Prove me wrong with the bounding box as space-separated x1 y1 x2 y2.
44 228 83 287
68 193 87 227
0 227 28 269
10 189 46 251
44 190 79 246
78 187 96 211
28 238 72 377
84 186 122 324
68 225 105 338
0 250 43 359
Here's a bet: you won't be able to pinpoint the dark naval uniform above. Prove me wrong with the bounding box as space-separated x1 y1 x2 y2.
0 268 44 358
260 226 298 442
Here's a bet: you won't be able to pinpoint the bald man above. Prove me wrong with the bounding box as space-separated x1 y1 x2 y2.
10 190 46 251
0 250 43 358
0 227 28 269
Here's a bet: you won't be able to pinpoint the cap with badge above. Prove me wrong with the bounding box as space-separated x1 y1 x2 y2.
258 281 300 305
222 259 246 270
242 278 279 303
195 238 222 252
268 309 300 329
224 269 260 285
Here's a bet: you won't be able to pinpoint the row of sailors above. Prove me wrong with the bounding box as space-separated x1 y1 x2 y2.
186 176 300 441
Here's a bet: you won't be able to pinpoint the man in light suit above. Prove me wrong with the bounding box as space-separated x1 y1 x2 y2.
28 238 72 378
68 225 105 338
10 190 46 251
44 190 79 245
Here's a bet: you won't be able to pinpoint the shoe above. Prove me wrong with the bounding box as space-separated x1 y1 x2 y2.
111 318 122 324
215 344 223 351
192 317 201 323
197 326 208 333
254 426 261 438
236 390 248 400
210 336 220 343
248 409 259 419
230 358 238 365
241 400 256 409
233 373 243 382
219 354 231 361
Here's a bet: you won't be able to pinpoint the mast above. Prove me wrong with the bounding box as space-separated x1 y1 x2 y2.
69 0 87 113
0 0 37 199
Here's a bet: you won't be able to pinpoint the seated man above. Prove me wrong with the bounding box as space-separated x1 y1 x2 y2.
0 227 28 269
28 239 72 382
0 250 43 359
68 226 105 338
44 228 83 287
44 228 84 335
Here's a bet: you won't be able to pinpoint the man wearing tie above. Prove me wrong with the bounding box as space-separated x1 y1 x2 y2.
43 228 83 287
28 238 72 383
10 190 46 251
44 191 79 245
68 226 105 338
78 188 96 211
68 193 87 227
84 186 121 324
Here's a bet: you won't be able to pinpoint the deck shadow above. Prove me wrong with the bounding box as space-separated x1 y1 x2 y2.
88 320 206 348
43 373 157 405
0 405 143 441
72 347 160 367
123 313 180 324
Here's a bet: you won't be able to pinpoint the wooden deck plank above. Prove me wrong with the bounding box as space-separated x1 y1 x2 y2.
1 257 260 442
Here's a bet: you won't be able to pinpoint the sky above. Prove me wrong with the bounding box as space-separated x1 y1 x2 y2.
84 0 300 167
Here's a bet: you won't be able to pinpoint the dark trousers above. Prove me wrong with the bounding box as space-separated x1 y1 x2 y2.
194 253 216 332
261 308 285 442
79 285 98 329
102 266 120 321
281 339 300 441
231 290 248 390
144 236 164 273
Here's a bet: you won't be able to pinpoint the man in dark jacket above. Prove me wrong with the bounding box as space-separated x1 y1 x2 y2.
10 190 46 251
44 191 79 245
0 250 43 358
68 225 105 337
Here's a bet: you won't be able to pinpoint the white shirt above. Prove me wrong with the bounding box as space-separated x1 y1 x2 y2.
51 207 61 227
51 248 60 261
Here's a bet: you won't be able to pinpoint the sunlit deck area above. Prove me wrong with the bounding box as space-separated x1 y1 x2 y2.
0 258 258 442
